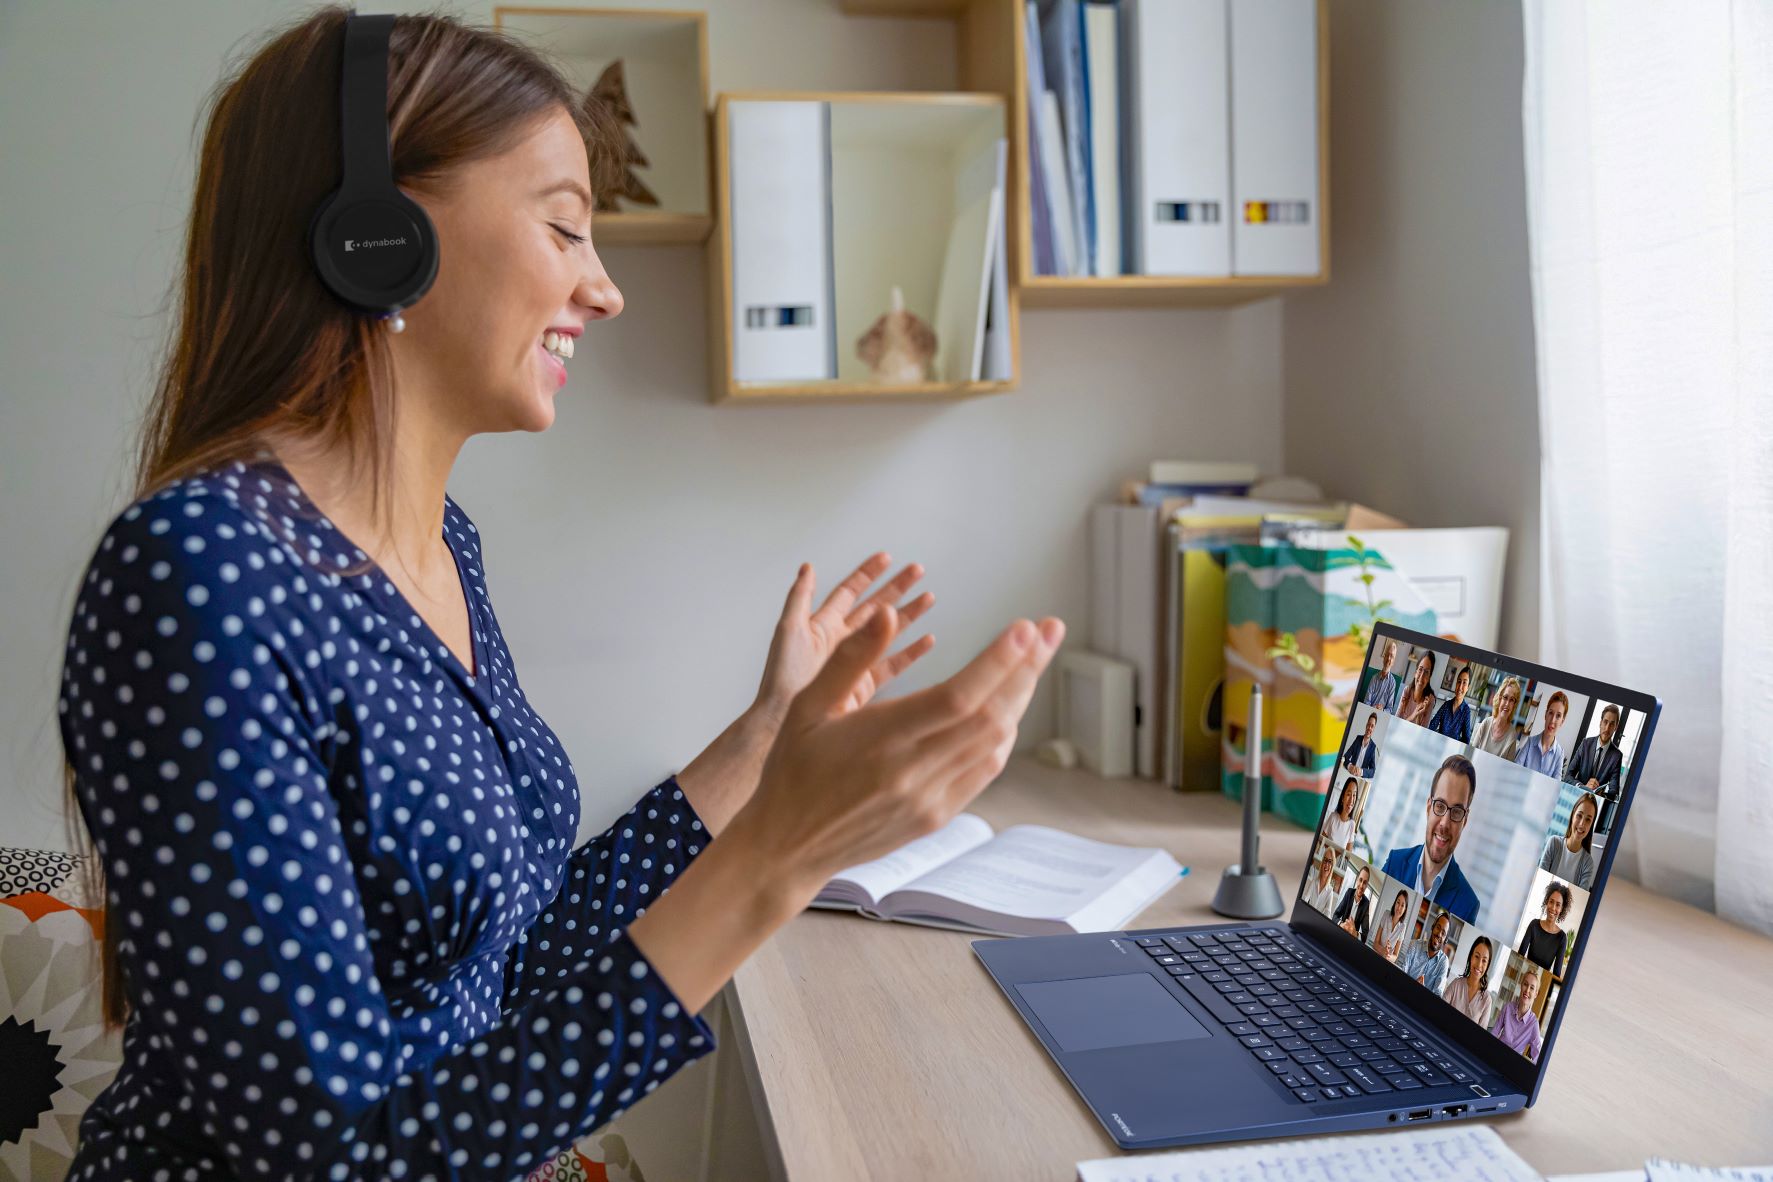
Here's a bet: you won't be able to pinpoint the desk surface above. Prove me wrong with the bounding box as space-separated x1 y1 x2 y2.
722 755 1773 1180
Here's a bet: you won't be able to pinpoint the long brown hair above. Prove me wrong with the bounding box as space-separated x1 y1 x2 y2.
69 4 620 1028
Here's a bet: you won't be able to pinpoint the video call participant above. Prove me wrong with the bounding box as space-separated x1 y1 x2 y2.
1564 703 1624 794
1381 754 1483 925
1490 966 1546 1062
1304 846 1341 915
1514 690 1570 777
1397 653 1438 727
1517 881 1571 978
1342 712 1380 782
1371 887 1411 963
1400 911 1454 993
1539 791 1599 890
1428 666 1475 743
1474 676 1523 760
1364 639 1402 712
1332 864 1373 943
1440 936 1495 1027
1325 778 1362 848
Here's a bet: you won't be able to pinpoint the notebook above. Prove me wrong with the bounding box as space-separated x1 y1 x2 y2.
809 812 1181 937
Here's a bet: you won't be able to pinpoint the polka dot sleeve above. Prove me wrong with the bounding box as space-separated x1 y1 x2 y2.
507 776 709 1001
60 495 717 1180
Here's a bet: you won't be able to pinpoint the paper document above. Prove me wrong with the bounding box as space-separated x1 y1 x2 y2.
1076 1125 1540 1182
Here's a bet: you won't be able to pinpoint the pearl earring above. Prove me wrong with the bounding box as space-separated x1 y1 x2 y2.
384 312 406 334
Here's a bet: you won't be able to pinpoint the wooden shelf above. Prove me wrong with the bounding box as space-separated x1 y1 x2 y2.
725 379 1015 405
709 91 1018 404
592 211 711 245
857 0 1332 308
1020 274 1327 309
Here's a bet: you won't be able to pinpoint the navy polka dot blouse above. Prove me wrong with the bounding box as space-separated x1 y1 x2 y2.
57 458 715 1180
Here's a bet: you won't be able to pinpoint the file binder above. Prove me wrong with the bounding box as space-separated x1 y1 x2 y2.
1122 0 1232 276
1229 0 1320 276
1082 0 1122 276
728 100 837 382
932 134 1007 383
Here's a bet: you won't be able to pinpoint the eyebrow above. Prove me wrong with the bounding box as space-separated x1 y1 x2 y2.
535 179 593 212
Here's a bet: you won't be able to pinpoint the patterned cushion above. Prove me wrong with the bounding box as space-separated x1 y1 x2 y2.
0 849 650 1181
0 848 121 1182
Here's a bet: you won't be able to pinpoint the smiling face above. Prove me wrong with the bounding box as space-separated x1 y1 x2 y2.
1391 890 1409 922
1569 795 1597 843
1428 913 1449 952
1411 656 1434 696
1542 696 1568 741
1518 968 1541 1008
1380 640 1397 674
1468 940 1490 982
1495 680 1520 724
1544 888 1565 922
1599 705 1620 745
1453 667 1471 704
1354 866 1370 894
1424 765 1474 866
395 107 623 438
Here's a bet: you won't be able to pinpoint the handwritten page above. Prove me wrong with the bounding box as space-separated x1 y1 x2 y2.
1646 1163 1773 1182
1076 1125 1544 1182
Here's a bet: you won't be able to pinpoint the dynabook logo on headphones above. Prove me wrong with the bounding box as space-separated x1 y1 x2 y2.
342 236 408 252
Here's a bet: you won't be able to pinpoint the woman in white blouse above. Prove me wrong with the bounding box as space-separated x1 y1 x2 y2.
1474 676 1524 760
1371 886 1412 963
1304 847 1342 916
1538 791 1599 889
1324 777 1362 849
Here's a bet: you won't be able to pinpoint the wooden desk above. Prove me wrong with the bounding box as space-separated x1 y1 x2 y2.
714 755 1773 1180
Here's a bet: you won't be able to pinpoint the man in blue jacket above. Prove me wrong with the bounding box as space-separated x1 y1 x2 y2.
1341 711 1381 779
1382 754 1483 925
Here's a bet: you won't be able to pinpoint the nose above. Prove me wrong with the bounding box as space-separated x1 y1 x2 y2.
577 245 624 321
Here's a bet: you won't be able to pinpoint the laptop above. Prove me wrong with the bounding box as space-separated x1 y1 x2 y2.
973 622 1659 1150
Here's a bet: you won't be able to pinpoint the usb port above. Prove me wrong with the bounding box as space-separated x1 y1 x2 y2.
1406 1108 1433 1121
1442 1104 1468 1117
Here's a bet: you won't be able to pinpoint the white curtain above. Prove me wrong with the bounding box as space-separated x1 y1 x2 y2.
1522 0 1772 936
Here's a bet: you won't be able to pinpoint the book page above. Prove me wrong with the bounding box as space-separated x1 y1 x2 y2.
815 812 994 908
887 824 1177 925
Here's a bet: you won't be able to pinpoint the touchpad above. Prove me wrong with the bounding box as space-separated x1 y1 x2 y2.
1015 973 1209 1053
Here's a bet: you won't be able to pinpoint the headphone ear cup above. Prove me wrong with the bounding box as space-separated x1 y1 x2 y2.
308 183 439 314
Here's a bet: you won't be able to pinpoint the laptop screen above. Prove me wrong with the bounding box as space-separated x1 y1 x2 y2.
1297 626 1653 1072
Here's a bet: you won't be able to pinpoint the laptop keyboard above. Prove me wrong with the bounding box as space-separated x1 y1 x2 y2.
1132 926 1480 1105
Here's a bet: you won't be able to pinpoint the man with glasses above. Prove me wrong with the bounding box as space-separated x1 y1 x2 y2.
1381 754 1482 925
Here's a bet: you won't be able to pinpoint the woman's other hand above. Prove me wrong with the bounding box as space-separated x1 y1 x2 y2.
739 602 1064 900
752 553 935 723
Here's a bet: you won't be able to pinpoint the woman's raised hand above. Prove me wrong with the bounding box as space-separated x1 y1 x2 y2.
732 602 1064 902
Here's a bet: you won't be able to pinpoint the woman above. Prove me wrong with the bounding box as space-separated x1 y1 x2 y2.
1474 676 1523 759
1517 881 1572 978
1324 777 1361 849
55 10 1065 1178
1371 887 1411 963
1304 847 1341 915
1440 936 1494 1027
1539 792 1599 889
1396 653 1438 727
1332 865 1373 943
1490 967 1546 1062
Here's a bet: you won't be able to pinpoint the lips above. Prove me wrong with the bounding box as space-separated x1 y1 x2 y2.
536 341 567 388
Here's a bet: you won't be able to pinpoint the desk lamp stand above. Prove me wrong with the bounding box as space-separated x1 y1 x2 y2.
1212 680 1286 920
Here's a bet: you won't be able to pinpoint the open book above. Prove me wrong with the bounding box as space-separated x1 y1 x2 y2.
810 813 1183 937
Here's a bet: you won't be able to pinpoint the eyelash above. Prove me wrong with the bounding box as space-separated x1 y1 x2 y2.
551 224 588 246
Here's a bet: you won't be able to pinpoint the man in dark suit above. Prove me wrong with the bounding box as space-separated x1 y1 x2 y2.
1342 712 1380 780
1564 703 1624 793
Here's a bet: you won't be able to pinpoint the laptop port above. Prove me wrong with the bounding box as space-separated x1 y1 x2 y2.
1442 1105 1468 1117
1406 1108 1434 1121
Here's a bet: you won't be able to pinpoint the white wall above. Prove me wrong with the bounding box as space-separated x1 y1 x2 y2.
0 0 1285 854
1281 0 1540 659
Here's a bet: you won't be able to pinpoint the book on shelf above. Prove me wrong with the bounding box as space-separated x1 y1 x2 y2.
932 132 1009 382
1082 0 1122 276
810 812 1183 937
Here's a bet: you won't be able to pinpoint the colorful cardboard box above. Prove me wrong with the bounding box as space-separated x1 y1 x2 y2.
1220 541 1439 829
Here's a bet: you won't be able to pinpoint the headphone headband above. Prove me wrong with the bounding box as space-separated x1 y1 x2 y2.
307 9 439 319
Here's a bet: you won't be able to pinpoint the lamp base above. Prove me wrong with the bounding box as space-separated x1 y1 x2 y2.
1211 864 1287 920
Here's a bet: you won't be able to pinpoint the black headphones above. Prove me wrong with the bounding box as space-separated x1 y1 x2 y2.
307 11 438 328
